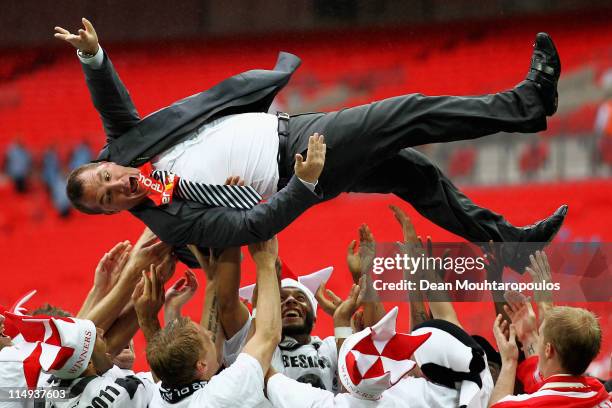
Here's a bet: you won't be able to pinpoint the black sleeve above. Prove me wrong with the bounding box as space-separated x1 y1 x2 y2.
81 51 141 141
141 176 322 248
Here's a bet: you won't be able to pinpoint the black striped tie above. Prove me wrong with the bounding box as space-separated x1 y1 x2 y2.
152 170 262 210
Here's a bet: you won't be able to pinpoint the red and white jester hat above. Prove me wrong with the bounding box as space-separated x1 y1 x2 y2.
338 307 431 400
0 309 96 389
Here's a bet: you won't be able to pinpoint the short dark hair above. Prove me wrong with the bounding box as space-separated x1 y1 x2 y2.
31 303 72 317
66 162 103 215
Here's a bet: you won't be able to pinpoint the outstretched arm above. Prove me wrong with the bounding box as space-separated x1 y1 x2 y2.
54 18 140 140
242 237 282 375
140 135 326 247
208 247 251 340
488 315 519 407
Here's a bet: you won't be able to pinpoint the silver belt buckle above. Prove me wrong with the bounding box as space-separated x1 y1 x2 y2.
277 111 290 121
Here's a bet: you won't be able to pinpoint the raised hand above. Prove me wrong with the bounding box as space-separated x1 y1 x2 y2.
526 250 554 311
248 236 279 268
346 224 376 283
333 276 366 327
187 245 217 281
389 205 418 244
503 293 537 340
315 282 343 317
54 17 99 55
492 314 519 365
165 270 199 310
156 252 178 284
93 240 132 295
132 264 165 325
482 240 502 278
294 133 326 184
125 231 172 279
351 309 365 333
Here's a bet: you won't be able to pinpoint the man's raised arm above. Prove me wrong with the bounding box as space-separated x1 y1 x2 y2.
54 18 140 140
138 134 327 248
242 237 282 375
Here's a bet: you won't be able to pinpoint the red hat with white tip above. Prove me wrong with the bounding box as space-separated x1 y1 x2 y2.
338 307 431 400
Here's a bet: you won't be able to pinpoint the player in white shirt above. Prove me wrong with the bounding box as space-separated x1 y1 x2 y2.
47 361 157 408
224 271 340 393
133 237 282 408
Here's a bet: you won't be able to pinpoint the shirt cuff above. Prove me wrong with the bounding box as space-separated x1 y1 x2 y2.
77 46 104 69
297 177 318 193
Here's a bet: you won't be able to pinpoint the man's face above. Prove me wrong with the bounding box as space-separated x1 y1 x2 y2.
536 321 552 378
281 288 314 336
90 328 113 375
194 321 217 373
80 162 148 213
112 340 135 370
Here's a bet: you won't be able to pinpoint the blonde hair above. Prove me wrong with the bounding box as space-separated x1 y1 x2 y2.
543 306 601 375
146 317 206 387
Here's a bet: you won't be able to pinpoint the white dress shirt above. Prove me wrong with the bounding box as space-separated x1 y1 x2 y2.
152 113 280 198
79 47 318 198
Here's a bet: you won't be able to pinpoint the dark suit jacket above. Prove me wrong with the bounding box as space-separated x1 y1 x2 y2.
82 51 321 263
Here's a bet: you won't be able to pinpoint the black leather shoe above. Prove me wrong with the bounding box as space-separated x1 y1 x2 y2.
506 205 568 272
526 33 561 116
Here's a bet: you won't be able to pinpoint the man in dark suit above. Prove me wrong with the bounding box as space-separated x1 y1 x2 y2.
56 19 566 269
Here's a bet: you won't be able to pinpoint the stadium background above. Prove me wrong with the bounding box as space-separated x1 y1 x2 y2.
1 0 610 375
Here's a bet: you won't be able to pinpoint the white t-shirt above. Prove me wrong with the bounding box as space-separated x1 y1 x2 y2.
267 372 485 408
148 353 271 408
152 113 280 198
223 316 338 393
47 365 157 408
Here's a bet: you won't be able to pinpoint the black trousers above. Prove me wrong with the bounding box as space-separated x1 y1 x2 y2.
285 81 546 242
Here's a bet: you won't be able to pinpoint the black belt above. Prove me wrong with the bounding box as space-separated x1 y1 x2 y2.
277 111 290 189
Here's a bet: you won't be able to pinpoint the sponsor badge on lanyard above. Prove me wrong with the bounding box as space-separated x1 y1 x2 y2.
137 163 177 206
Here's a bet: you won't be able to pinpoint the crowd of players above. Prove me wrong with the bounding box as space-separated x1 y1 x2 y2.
0 205 610 407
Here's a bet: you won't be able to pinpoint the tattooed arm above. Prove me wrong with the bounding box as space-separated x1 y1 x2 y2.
188 246 226 364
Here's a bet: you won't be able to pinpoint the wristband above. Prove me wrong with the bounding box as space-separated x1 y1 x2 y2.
77 49 96 59
334 326 352 339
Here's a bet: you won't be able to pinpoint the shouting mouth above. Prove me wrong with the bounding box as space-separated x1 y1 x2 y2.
129 177 139 194
282 309 302 319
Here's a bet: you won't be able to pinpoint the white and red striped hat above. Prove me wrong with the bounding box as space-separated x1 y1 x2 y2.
239 266 334 315
0 310 96 388
338 307 431 400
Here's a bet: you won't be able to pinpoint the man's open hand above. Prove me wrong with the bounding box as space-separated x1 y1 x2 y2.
132 264 165 323
248 236 279 268
333 276 366 327
315 282 343 317
54 17 99 55
165 270 199 309
93 240 131 295
389 205 418 244
492 314 519 365
295 133 326 184
346 224 376 283
503 291 538 345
